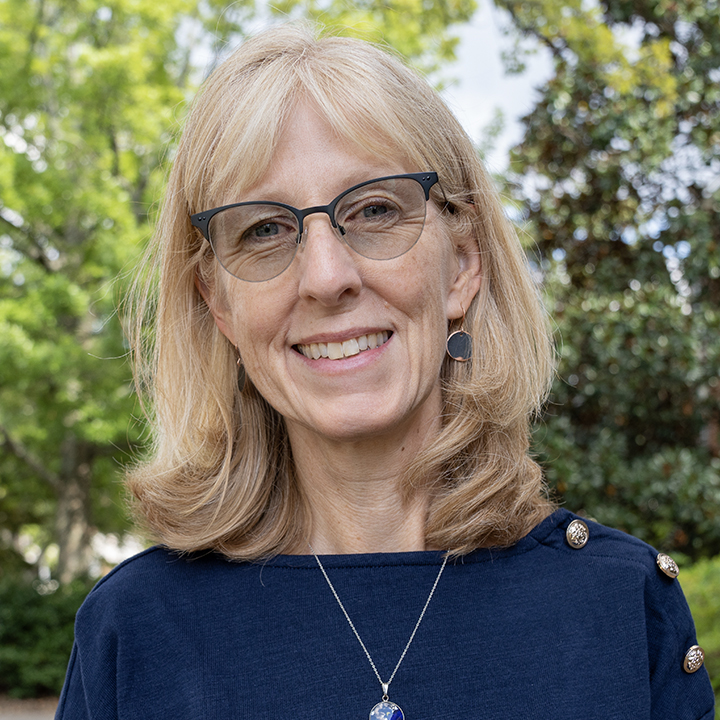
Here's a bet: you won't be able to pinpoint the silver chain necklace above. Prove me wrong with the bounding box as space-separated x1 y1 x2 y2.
310 546 448 720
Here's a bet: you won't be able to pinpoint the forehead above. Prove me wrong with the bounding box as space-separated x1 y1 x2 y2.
217 101 413 207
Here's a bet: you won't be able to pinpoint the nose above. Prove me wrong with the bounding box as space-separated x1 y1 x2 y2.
295 214 362 305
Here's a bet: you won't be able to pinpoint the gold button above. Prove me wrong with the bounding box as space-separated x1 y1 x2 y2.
566 519 589 549
683 645 705 673
656 553 679 579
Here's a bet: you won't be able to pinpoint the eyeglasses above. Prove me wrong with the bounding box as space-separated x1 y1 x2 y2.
190 172 439 282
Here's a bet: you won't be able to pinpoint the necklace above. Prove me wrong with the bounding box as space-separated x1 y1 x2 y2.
310 546 448 720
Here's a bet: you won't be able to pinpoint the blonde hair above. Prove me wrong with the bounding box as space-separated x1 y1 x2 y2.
126 24 555 558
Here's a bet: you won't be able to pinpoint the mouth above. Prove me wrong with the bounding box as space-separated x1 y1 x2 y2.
295 331 391 360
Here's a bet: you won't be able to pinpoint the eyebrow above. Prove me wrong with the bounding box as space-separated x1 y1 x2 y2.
230 166 408 206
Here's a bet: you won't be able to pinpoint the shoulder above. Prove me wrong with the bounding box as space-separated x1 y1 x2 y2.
75 546 232 628
83 546 191 595
530 508 660 559
526 510 714 718
526 509 692 619
508 509 706 662
515 508 680 581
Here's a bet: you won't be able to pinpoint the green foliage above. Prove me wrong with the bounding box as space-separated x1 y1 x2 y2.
0 0 214 583
495 0 720 557
0 576 93 698
269 0 477 78
682 556 720 704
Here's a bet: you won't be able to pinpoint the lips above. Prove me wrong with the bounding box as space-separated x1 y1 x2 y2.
296 331 391 360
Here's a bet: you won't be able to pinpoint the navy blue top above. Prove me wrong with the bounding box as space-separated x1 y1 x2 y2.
56 509 714 719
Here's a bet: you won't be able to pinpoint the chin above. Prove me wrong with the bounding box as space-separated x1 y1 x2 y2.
310 402 431 445
316 418 399 443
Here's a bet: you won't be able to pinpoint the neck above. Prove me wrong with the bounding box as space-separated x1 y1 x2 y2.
287 410 439 555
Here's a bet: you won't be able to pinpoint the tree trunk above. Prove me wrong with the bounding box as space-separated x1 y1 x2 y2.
54 434 94 583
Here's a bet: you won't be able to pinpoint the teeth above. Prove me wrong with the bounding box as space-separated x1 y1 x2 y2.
342 338 360 357
298 332 389 360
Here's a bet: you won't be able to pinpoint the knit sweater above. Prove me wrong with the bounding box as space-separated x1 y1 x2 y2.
56 509 715 719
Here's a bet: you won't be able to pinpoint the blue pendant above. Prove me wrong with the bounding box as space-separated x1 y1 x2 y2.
369 700 404 720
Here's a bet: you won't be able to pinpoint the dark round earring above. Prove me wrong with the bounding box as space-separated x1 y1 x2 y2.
236 345 246 392
446 306 472 362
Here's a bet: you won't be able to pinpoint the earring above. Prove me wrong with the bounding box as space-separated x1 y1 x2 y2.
446 306 472 362
236 345 246 393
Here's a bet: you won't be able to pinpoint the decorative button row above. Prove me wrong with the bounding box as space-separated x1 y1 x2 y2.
563 523 703 676
683 645 705 673
566 519 589 549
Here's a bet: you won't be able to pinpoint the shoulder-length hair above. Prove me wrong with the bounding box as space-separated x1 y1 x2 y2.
126 23 555 558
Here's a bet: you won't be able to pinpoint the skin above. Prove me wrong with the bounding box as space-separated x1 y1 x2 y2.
200 102 482 554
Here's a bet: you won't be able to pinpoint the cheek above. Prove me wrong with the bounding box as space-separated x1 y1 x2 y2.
390 238 458 324
222 284 291 360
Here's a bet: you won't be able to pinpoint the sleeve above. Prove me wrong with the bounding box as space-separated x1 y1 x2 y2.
646 562 715 720
54 593 119 720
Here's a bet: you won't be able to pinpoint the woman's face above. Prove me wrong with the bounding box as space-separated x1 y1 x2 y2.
202 102 481 447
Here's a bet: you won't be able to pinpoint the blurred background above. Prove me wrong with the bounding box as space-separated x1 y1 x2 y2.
0 0 718 704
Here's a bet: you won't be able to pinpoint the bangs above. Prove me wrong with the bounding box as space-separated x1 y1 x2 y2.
185 32 445 215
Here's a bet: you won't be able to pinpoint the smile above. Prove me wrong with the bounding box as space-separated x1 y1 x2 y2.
296 331 391 360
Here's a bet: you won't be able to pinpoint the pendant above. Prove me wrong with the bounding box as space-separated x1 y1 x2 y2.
369 700 404 720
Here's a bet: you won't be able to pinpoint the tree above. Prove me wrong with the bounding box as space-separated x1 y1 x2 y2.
0 0 477 582
0 0 228 582
272 0 475 77
496 0 720 556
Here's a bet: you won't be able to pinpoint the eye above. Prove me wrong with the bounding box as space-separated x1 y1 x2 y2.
362 204 389 218
250 222 280 238
240 216 297 245
342 196 401 227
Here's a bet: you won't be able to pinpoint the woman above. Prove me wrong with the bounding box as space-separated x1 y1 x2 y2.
56 25 714 720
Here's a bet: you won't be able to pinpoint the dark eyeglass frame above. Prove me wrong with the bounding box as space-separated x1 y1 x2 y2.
190 171 439 267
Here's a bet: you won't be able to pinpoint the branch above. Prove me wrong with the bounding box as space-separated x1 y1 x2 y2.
23 0 47 76
0 423 60 490
501 3 567 63
0 212 55 272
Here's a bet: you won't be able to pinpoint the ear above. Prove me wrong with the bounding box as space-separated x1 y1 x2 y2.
447 232 482 321
195 274 233 341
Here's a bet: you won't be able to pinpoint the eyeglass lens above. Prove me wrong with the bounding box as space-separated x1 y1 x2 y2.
207 176 429 282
